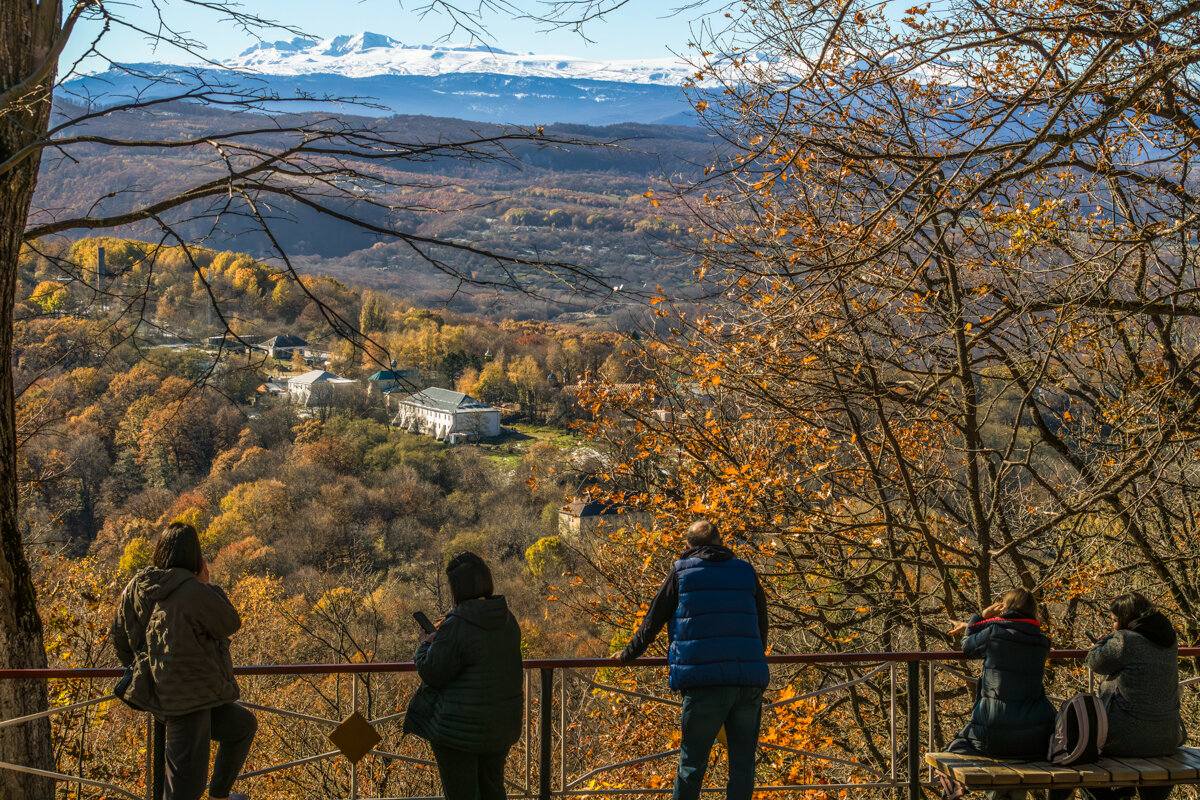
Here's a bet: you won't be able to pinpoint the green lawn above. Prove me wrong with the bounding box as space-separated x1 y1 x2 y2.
473 422 578 464
508 423 579 448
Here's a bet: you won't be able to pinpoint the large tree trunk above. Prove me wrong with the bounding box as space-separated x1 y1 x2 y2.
0 1 63 798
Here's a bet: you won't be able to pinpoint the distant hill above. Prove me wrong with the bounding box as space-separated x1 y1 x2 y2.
60 32 703 126
31 102 713 320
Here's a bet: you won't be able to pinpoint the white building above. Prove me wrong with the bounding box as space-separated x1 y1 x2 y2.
288 370 357 407
393 388 501 441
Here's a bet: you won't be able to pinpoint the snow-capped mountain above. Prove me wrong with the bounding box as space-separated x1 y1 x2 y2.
227 32 697 86
62 32 703 126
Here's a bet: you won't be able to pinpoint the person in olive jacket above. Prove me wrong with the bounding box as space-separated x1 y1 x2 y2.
1082 592 1186 800
945 588 1056 798
404 552 523 800
110 522 256 800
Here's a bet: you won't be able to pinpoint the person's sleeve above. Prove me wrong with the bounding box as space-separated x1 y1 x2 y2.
961 614 991 658
1085 631 1128 675
415 615 466 689
619 567 679 661
110 587 135 667
193 583 242 639
755 576 769 649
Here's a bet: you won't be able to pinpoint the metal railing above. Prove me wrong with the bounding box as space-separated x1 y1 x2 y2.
2 649 1198 800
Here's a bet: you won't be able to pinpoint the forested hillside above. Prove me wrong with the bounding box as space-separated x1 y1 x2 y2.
32 103 708 320
18 237 633 674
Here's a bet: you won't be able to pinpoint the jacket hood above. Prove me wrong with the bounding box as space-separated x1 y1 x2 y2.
680 544 735 562
972 612 1050 648
1127 611 1177 648
133 567 196 602
452 595 511 630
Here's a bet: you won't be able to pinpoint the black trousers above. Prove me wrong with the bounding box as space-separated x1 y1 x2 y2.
163 702 257 800
431 743 509 800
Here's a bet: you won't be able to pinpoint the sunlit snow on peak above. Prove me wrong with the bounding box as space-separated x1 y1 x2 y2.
226 32 694 86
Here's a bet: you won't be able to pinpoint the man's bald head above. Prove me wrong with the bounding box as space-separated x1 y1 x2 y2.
686 519 721 548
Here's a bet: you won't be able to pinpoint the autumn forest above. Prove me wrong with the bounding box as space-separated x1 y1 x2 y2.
8 0 1200 796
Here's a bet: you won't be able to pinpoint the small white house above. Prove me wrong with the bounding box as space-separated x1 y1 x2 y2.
393 388 501 440
288 370 357 407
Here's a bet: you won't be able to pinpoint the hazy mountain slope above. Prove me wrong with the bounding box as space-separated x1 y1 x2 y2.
31 103 710 319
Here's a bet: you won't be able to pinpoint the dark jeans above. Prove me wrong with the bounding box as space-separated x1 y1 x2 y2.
431 742 509 800
162 702 257 800
675 685 764 800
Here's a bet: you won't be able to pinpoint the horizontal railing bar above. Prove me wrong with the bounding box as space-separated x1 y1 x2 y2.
562 669 682 708
368 750 437 767
237 701 340 726
343 796 532 800
7 648 1192 680
565 748 681 789
764 663 890 710
758 741 886 777
554 783 901 795
237 749 338 779
0 693 115 728
0 759 142 800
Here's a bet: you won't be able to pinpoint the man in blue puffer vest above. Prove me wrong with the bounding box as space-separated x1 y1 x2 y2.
614 519 769 800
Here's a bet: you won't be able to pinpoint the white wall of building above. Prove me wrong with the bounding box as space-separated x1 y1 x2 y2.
396 404 500 440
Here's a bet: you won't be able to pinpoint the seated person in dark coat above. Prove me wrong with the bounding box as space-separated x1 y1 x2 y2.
945 588 1056 800
1082 592 1186 800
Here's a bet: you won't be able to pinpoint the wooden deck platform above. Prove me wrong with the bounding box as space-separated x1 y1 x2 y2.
926 748 1200 789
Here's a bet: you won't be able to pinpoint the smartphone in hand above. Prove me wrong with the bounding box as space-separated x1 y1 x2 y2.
413 611 436 634
1087 631 1102 644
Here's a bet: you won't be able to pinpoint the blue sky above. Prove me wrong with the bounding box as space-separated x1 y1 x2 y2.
65 0 708 69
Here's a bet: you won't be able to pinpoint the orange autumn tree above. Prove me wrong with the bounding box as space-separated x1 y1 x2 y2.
567 0 1200 787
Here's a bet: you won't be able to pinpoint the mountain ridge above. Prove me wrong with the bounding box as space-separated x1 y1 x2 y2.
61 31 702 126
223 32 695 85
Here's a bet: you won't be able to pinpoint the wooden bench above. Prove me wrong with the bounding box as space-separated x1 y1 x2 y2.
926 748 1200 791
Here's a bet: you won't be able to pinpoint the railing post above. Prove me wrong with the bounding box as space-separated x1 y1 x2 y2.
539 667 554 800
350 674 358 800
152 718 165 800
907 660 921 800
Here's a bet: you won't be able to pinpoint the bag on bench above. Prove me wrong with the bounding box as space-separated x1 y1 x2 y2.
1048 693 1107 764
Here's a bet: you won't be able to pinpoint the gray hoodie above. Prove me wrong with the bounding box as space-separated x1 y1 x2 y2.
110 567 241 717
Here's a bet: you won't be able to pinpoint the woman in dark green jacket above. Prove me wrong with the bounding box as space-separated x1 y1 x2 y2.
404 552 523 800
111 522 256 800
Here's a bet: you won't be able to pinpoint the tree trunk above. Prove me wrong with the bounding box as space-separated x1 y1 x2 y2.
0 183 54 800
0 1 63 797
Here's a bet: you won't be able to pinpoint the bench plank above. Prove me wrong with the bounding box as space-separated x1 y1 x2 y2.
1020 762 1083 786
1142 758 1200 782
1113 757 1172 783
1094 758 1144 784
961 763 1024 787
1068 761 1125 787
924 754 1030 787
927 749 1200 791
1171 749 1200 774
